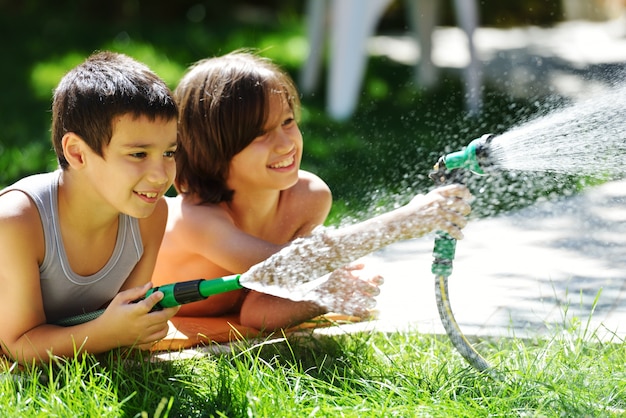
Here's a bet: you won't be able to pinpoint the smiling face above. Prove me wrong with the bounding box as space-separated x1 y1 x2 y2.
227 95 303 194
83 113 178 218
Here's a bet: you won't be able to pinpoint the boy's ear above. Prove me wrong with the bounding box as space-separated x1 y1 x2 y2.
62 132 88 168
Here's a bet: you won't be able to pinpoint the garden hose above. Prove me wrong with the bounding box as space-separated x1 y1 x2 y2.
54 275 242 327
430 134 496 373
432 232 492 372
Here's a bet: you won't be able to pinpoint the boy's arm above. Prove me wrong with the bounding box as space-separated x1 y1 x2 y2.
242 184 472 294
0 193 174 365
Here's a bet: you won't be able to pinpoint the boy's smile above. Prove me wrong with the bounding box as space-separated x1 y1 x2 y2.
135 191 160 203
268 154 296 170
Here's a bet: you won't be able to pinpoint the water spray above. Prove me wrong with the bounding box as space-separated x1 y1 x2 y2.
430 133 497 375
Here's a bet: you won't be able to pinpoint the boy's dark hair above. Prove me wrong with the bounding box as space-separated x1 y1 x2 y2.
174 50 301 204
51 51 178 169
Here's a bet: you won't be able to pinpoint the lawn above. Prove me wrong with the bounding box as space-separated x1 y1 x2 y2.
1 3 621 417
2 317 625 417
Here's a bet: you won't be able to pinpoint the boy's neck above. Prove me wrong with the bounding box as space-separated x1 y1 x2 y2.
226 188 283 234
231 186 280 214
58 170 120 231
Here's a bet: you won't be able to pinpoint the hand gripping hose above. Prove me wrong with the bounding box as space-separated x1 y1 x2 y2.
54 275 242 327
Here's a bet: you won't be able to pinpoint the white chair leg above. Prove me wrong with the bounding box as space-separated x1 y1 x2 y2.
299 0 328 95
406 0 439 88
327 0 392 120
452 0 482 115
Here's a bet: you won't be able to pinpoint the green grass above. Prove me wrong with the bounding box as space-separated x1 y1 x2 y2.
2 317 624 417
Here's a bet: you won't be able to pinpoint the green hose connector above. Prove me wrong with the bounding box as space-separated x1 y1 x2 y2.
145 275 242 308
431 232 457 276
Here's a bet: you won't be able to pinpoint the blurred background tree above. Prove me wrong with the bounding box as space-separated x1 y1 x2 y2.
2 0 617 221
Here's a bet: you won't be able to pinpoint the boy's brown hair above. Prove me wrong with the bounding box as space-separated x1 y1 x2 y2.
51 51 178 169
174 50 301 204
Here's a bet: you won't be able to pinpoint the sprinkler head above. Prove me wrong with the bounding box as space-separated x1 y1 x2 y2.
429 134 495 185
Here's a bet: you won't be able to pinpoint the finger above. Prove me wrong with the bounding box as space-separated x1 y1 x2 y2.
135 342 152 351
149 305 180 321
363 296 377 310
369 274 385 286
364 283 380 297
117 282 152 304
342 297 377 318
137 327 169 348
442 196 471 214
364 308 380 320
141 318 171 337
358 304 379 319
438 184 471 198
353 278 381 297
347 263 365 270
439 221 465 240
141 289 165 311
442 210 468 229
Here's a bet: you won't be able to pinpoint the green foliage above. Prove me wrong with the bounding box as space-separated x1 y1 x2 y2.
0 2 579 222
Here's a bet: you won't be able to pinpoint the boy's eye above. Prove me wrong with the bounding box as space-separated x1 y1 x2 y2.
130 152 147 159
283 116 296 126
164 150 176 158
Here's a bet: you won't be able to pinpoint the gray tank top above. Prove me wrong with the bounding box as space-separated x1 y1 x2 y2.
1 170 144 323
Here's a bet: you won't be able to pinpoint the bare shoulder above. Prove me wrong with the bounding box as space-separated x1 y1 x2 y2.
0 190 44 265
175 195 233 228
289 170 333 208
287 170 332 212
0 189 43 233
294 170 332 196
282 170 332 235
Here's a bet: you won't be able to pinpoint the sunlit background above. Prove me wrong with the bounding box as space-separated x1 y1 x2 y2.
1 0 624 222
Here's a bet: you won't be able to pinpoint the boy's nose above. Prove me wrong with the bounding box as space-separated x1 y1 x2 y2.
273 131 294 153
148 161 172 186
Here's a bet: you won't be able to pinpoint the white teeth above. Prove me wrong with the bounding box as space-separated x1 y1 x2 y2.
140 192 158 198
270 156 294 169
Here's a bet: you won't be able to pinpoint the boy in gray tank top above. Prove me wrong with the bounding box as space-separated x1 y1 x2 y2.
0 51 180 365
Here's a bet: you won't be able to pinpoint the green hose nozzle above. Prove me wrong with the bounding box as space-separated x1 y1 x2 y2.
430 133 495 184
